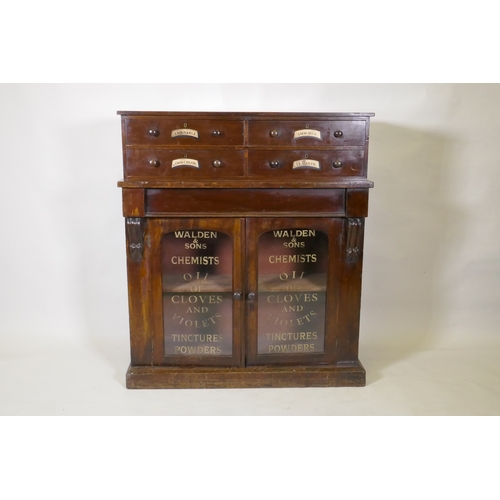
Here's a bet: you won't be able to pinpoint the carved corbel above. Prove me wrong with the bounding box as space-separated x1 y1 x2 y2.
126 218 146 261
346 218 363 263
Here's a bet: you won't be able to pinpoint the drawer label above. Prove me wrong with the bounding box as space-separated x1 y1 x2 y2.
172 158 200 169
294 129 322 140
171 128 199 139
292 159 320 170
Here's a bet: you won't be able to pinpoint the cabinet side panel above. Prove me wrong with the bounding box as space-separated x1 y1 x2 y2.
125 218 153 365
337 219 365 362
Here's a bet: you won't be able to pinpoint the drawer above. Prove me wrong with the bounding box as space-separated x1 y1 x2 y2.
248 149 364 178
146 189 345 216
248 120 367 146
124 149 245 179
124 118 244 146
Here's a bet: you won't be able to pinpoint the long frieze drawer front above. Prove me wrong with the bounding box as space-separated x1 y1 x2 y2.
124 118 244 146
124 149 245 179
145 188 346 216
248 120 367 146
248 149 364 177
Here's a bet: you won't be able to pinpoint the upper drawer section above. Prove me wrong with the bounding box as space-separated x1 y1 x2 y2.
124 118 244 146
248 120 367 146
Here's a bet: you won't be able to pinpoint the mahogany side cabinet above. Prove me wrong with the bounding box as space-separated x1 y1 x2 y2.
117 111 374 389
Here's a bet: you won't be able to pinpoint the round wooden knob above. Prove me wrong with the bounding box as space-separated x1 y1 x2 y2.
213 160 222 168
270 160 280 169
333 160 343 168
333 130 343 138
148 129 160 137
212 130 222 137
149 159 160 168
270 130 279 138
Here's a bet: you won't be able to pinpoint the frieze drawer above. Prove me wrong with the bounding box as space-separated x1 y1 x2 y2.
124 118 244 146
248 120 367 146
145 188 346 216
248 149 365 178
124 149 245 179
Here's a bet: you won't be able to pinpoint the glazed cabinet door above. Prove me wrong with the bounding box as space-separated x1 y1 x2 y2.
245 218 344 366
148 218 244 367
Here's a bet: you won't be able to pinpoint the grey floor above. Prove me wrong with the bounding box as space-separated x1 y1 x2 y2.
2 335 499 415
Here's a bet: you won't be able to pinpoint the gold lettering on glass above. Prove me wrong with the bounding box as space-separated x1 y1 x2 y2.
162 230 233 356
257 229 328 354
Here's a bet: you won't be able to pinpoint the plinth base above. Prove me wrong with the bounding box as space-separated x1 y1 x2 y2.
126 362 366 389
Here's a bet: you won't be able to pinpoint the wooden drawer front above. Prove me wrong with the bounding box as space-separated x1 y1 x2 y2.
248 149 364 178
125 149 245 179
146 189 345 216
248 120 367 146
124 118 244 146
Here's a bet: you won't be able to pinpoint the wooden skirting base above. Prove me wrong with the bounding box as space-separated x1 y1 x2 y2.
126 362 366 389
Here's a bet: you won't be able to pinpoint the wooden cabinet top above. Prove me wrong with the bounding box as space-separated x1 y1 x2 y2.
117 111 375 118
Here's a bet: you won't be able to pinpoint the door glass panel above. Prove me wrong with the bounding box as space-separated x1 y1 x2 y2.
162 230 233 356
257 228 328 355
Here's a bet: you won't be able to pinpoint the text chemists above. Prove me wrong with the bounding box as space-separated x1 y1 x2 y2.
268 254 316 264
